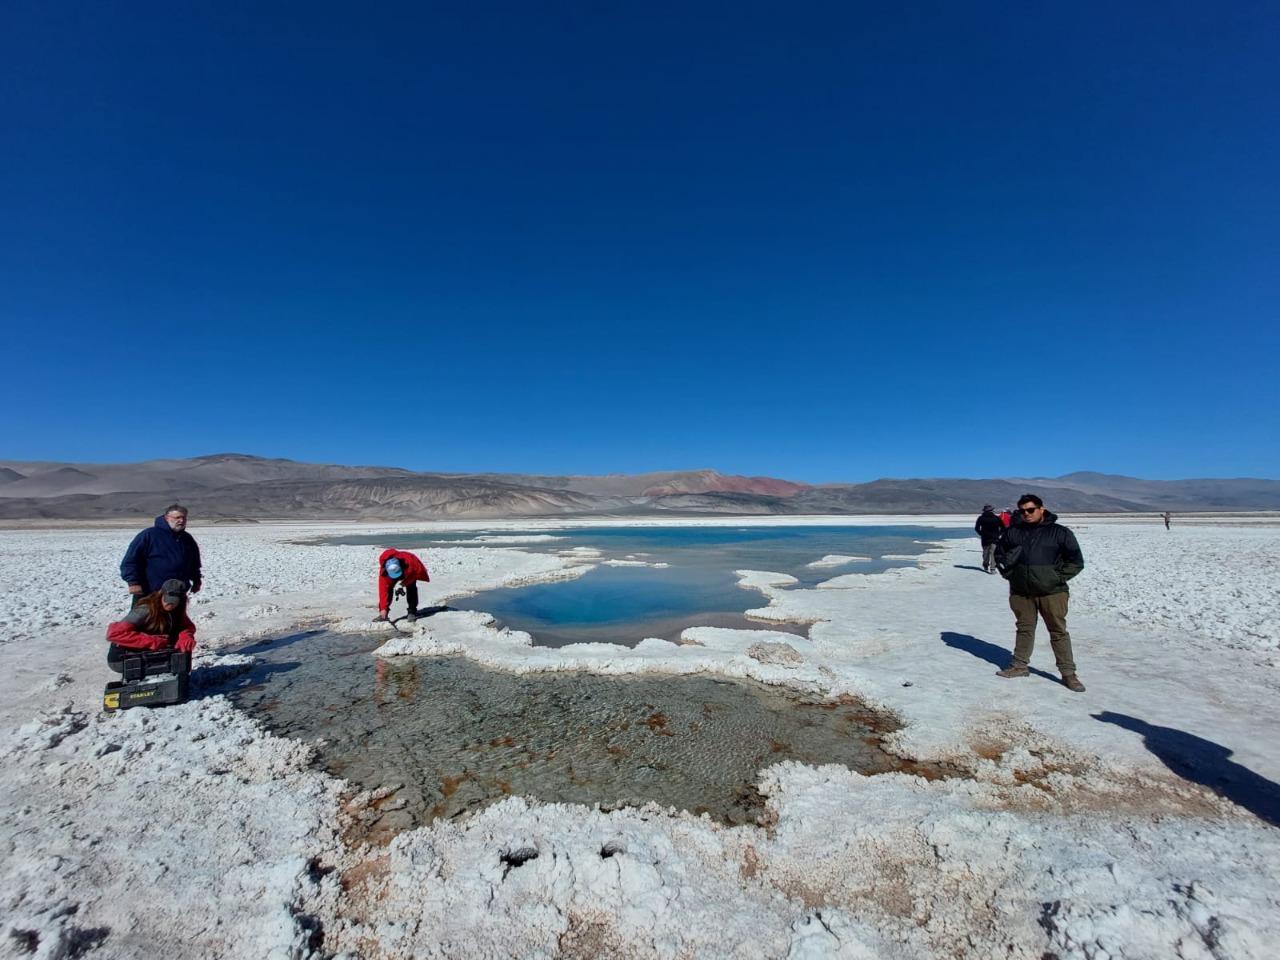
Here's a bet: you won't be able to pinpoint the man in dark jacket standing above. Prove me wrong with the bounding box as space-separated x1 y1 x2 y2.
974 504 1004 573
993 494 1086 692
120 505 203 601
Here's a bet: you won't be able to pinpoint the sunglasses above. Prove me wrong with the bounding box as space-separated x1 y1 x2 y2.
1019 506 1041 514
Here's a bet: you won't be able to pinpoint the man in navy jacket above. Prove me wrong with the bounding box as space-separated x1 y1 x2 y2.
120 504 203 600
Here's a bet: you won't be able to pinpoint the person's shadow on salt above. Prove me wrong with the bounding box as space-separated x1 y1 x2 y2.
1095 711 1280 828
414 605 453 618
194 658 301 694
940 631 1058 681
952 564 989 573
388 605 455 628
240 629 326 655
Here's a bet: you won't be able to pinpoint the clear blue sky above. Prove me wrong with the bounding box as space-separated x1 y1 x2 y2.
2 2 1277 482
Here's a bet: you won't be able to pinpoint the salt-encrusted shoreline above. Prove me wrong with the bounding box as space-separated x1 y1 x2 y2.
1 517 1278 958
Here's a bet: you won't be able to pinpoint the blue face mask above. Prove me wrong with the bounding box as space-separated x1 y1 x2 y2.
384 559 403 579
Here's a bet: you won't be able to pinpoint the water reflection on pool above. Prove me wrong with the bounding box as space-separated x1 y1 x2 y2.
312 525 966 647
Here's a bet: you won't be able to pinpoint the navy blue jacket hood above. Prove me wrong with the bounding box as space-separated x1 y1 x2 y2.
119 515 203 595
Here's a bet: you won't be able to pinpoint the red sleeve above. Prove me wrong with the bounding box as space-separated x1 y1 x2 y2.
376 550 393 609
177 613 197 651
106 621 170 651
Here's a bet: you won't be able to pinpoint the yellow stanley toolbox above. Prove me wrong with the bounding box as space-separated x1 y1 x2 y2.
103 651 191 712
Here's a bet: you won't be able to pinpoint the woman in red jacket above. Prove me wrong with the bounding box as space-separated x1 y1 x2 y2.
373 549 430 623
105 578 197 672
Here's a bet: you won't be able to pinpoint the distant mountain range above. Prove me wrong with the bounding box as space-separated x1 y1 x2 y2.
0 454 1277 520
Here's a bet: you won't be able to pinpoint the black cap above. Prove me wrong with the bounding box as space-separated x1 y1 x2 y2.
160 579 188 604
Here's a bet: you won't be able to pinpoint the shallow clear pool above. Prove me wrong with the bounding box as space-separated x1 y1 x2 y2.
227 630 930 835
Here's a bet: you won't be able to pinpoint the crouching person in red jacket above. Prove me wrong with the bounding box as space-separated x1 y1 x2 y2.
373 549 430 623
105 578 197 673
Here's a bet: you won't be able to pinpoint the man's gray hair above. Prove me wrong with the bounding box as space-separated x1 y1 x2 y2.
164 504 189 516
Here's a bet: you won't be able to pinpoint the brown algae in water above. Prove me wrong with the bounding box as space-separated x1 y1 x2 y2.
229 631 946 839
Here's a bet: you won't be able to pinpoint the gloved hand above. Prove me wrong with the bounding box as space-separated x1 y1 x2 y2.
176 631 197 654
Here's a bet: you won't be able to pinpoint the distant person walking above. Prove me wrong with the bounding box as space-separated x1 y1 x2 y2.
1163 511 1172 530
120 505 202 604
994 494 1086 692
974 504 1004 573
373 549 430 623
999 508 1013 528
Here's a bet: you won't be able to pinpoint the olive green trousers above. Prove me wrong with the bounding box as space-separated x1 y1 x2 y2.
1009 592 1076 675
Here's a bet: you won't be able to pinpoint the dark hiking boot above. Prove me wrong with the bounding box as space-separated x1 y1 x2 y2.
405 613 418 623
996 665 1029 678
1062 674 1086 693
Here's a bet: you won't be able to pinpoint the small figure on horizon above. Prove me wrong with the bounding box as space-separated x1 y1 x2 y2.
120 504 202 606
974 504 1004 574
994 494 1087 692
373 548 430 623
1163 511 1172 531
999 507 1013 528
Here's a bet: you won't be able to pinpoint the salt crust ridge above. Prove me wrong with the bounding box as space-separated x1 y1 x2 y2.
805 554 872 568
1 518 1278 957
